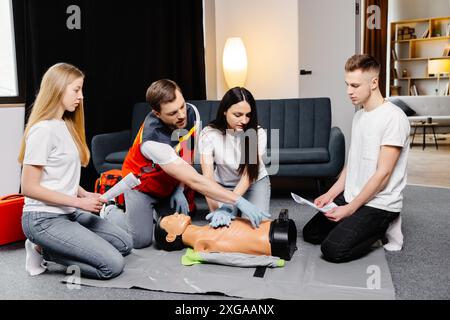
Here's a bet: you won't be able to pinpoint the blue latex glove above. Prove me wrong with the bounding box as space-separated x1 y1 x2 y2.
205 204 236 228
235 197 270 228
170 186 189 215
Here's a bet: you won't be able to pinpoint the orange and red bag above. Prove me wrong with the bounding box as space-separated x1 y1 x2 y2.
94 169 125 209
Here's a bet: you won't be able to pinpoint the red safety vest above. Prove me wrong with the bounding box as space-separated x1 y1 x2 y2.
122 104 198 199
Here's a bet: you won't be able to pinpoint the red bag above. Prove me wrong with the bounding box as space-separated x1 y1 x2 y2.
0 194 26 245
94 169 125 209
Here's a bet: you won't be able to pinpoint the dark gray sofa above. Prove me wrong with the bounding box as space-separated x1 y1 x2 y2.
91 98 345 182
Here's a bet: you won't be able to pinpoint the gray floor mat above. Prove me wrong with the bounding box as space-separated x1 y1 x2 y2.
76 239 395 300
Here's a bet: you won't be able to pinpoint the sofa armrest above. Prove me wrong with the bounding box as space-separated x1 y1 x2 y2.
327 127 345 177
91 130 131 174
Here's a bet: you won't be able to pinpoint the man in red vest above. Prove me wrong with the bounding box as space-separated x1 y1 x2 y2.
103 79 269 249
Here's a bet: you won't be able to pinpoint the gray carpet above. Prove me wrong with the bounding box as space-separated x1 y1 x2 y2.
384 185 450 300
0 185 448 300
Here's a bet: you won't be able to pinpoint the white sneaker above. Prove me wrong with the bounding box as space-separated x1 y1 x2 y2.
99 201 119 219
25 239 47 276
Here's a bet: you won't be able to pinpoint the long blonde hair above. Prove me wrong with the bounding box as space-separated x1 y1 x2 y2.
18 63 90 166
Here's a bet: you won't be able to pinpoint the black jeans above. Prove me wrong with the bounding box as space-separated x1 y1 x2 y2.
302 193 399 263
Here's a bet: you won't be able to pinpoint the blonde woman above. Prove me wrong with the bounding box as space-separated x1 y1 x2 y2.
18 63 132 279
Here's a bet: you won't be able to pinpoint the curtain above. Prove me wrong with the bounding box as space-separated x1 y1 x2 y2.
364 0 389 96
13 0 206 187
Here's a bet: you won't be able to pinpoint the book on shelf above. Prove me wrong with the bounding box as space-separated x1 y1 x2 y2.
391 68 398 79
421 28 429 38
443 47 450 56
410 84 419 96
390 85 401 96
441 82 449 96
391 48 398 60
446 23 450 37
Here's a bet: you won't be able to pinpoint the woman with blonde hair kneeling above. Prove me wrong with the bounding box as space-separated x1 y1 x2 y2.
19 63 132 279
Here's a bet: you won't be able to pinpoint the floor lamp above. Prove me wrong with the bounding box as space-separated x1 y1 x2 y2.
428 59 450 95
222 37 248 89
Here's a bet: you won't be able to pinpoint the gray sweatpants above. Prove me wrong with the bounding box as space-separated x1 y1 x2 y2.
104 189 172 249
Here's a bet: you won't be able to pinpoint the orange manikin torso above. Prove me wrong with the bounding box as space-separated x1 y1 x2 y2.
182 218 271 256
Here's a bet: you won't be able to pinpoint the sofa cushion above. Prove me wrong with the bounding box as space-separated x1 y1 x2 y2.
388 96 450 116
257 98 331 149
105 151 128 164
191 98 332 150
268 148 330 164
390 98 416 116
188 100 220 126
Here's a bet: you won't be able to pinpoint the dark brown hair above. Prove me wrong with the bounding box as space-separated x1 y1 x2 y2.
208 87 260 183
146 79 182 112
345 54 380 74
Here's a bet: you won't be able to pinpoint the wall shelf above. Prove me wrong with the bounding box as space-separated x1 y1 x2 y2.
390 16 450 96
393 36 450 44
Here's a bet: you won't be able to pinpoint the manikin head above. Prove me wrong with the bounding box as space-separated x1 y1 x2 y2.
146 79 187 130
154 213 191 251
344 54 381 107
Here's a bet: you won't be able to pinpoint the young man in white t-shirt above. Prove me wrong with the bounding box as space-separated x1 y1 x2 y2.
302 54 410 263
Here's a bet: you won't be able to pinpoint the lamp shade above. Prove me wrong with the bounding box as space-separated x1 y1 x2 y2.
428 59 450 75
222 37 248 88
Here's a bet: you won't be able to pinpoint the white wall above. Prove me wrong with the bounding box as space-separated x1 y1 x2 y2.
0 106 24 195
206 0 357 156
212 0 299 99
0 0 18 96
389 0 450 21
298 0 357 157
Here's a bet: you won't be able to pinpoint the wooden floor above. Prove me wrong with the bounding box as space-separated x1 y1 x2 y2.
407 133 450 188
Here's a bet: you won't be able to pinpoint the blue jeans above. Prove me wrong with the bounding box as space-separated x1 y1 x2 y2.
22 210 133 280
222 176 271 217
243 176 271 216
104 189 173 249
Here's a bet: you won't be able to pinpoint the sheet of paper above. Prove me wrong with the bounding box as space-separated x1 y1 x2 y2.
291 192 338 213
100 173 141 201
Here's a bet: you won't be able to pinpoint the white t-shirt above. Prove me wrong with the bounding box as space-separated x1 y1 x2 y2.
23 120 81 214
198 126 268 186
140 141 179 165
344 101 410 212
